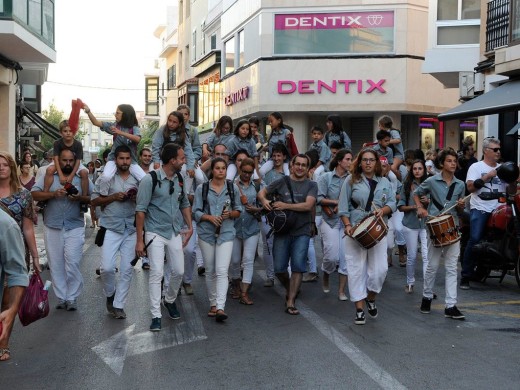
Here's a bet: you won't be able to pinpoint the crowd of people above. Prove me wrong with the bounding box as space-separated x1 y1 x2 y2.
2 104 515 361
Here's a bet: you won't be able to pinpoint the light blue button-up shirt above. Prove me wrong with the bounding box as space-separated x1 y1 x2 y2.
101 122 141 163
135 168 191 240
193 180 243 245
91 172 139 234
398 180 426 230
227 135 258 161
310 139 332 165
32 174 92 230
186 124 202 161
338 174 396 226
318 169 349 228
151 126 196 169
234 179 262 239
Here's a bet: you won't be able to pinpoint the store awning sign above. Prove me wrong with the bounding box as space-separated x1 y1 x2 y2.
224 86 250 106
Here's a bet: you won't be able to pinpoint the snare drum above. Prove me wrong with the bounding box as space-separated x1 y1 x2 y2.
351 215 388 249
426 214 460 247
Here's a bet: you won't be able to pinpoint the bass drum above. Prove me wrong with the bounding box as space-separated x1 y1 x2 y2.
486 204 512 231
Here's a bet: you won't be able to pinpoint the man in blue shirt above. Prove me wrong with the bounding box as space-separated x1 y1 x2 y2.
32 149 92 311
91 145 139 319
136 143 193 332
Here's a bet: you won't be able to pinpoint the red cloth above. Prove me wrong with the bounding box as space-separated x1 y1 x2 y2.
287 132 299 157
68 98 83 135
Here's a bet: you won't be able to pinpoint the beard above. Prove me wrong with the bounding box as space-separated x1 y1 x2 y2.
117 164 130 171
61 165 73 175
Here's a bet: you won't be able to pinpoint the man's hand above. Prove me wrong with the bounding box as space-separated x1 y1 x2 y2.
181 228 193 248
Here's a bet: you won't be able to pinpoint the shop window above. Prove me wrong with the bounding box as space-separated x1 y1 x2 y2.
167 65 176 89
238 30 245 67
436 0 480 45
224 37 235 75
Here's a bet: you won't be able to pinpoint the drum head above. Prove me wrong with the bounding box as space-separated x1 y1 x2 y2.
353 216 376 237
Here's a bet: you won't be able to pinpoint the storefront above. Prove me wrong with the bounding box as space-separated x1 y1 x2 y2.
220 8 460 154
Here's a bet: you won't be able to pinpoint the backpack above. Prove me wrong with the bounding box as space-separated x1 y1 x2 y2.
325 131 345 147
150 170 185 201
201 179 235 214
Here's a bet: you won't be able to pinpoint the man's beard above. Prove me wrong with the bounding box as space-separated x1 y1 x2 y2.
117 164 130 171
62 165 73 175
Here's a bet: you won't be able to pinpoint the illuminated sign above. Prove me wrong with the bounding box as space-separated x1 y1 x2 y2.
224 86 250 106
277 79 386 94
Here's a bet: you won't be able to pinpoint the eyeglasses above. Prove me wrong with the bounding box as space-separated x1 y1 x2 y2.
169 180 175 195
361 158 377 163
486 147 501 152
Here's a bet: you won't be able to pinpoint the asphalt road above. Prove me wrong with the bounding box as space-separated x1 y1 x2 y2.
2 221 520 390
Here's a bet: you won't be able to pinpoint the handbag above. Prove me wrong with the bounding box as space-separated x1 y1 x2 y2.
95 226 107 247
18 273 49 326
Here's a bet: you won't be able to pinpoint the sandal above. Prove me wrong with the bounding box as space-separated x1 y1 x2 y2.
239 291 253 305
207 306 217 317
285 306 300 315
0 347 11 361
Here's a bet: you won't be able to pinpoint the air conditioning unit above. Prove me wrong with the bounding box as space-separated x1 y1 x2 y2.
459 72 475 99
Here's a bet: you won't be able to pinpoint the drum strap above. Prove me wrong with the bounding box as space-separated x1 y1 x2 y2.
431 183 456 213
365 179 377 212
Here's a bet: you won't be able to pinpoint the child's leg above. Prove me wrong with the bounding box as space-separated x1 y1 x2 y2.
226 163 237 180
129 163 146 181
44 164 57 192
99 161 116 196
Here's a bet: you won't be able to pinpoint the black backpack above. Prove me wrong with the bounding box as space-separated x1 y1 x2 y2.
150 170 185 201
201 179 235 214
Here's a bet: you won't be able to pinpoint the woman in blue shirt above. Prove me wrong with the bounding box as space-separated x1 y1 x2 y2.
193 158 242 322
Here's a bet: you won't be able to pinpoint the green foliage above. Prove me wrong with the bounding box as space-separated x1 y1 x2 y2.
138 120 159 155
41 103 65 151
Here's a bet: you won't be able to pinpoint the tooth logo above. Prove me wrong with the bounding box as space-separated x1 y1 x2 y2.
367 15 383 26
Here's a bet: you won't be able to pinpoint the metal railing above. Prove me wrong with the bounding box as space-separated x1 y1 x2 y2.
0 0 54 47
486 0 510 52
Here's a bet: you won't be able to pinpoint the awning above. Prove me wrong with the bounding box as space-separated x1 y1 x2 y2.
17 103 61 140
438 79 520 121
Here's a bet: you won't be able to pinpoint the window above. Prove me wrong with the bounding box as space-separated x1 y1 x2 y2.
145 77 159 116
179 0 183 23
167 65 176 89
211 33 217 50
198 73 220 126
238 30 245 67
512 0 520 42
436 0 480 45
185 45 190 70
224 37 235 75
192 30 197 62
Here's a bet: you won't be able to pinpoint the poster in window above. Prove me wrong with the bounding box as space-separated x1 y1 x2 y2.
421 128 435 153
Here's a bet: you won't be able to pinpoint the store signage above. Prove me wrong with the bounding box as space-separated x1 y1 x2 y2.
275 12 394 30
224 86 250 106
277 79 386 94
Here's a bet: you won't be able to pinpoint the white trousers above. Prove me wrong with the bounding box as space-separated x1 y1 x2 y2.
44 226 85 302
402 226 428 285
230 234 260 284
344 236 388 302
423 240 459 308
198 239 234 311
100 161 146 195
259 160 290 177
320 220 347 275
146 232 184 318
387 210 406 247
182 222 198 285
100 228 136 309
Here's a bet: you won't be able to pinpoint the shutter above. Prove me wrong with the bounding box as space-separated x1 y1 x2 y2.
349 117 374 155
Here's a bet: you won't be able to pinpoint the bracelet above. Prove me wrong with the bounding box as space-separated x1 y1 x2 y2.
345 224 352 227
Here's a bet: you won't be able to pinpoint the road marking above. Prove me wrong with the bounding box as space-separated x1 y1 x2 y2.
92 294 207 376
261 271 407 390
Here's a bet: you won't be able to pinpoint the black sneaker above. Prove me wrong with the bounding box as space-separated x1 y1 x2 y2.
365 299 378 318
106 293 115 314
113 308 127 319
459 278 470 290
163 300 181 320
420 297 432 314
80 203 89 213
197 266 206 276
150 317 161 332
354 310 366 325
445 306 465 320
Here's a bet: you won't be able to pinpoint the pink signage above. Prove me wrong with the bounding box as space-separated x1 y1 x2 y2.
275 11 394 30
224 86 250 106
277 80 387 94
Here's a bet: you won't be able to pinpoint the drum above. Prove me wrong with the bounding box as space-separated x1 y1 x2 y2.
351 215 388 249
426 214 460 247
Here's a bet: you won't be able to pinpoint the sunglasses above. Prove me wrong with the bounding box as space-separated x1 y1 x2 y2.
486 147 501 152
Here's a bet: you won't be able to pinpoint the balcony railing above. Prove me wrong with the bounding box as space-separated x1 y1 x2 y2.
0 0 55 47
486 0 510 52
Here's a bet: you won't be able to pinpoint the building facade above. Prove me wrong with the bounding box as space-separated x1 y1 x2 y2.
0 0 56 156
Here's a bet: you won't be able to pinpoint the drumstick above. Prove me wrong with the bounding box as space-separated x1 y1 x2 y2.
371 204 388 230
438 194 471 216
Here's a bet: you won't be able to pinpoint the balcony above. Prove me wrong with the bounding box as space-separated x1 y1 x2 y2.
487 0 520 76
0 0 56 63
